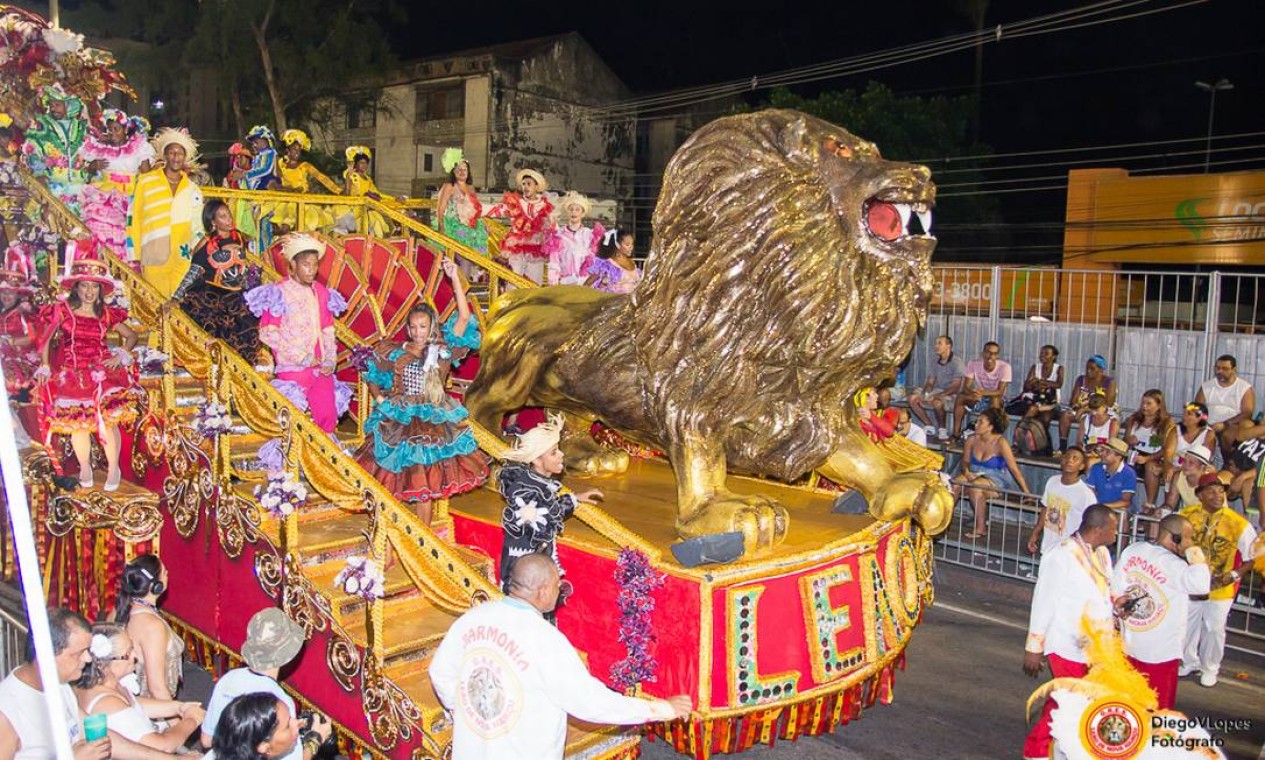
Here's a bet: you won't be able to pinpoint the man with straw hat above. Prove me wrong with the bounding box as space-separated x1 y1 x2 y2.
484 168 555 285
497 414 603 597
245 233 351 433
129 127 203 299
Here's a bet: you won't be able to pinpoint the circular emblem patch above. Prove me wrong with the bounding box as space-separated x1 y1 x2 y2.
1081 698 1147 759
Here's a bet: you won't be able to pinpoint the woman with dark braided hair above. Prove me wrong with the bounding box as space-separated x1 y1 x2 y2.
354 257 488 532
114 554 183 701
166 200 261 361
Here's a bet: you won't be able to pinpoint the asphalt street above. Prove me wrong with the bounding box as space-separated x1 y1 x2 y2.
642 573 1265 760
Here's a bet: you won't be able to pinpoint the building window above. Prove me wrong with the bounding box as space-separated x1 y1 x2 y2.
416 86 465 122
423 153 433 172
347 104 377 130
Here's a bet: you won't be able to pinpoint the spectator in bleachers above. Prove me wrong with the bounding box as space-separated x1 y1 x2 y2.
1085 438 1137 514
1161 444 1216 515
1219 439 1262 515
1014 345 1063 429
1122 389 1176 509
895 408 927 447
950 341 1012 441
1195 354 1256 461
909 335 965 441
1027 447 1095 560
1166 402 1217 477
1078 394 1118 469
952 407 1031 540
1056 355 1118 454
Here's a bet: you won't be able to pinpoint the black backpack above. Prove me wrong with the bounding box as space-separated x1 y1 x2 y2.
1014 417 1050 457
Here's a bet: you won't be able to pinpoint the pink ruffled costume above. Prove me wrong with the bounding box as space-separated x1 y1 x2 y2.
246 279 352 432
544 223 605 286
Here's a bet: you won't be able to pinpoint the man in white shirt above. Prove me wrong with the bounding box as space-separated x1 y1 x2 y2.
0 607 107 760
202 608 331 760
1021 504 1118 760
1111 514 1211 709
430 554 692 759
1027 447 1096 559
1195 354 1255 460
895 408 928 447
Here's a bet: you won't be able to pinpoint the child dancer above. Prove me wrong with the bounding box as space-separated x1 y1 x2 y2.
246 234 351 433
498 414 603 596
356 257 489 526
544 192 604 285
484 169 554 285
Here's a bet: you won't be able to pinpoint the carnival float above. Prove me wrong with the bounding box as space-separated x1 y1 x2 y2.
0 6 954 758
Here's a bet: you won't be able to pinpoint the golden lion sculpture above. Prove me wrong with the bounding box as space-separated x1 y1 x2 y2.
466 109 953 555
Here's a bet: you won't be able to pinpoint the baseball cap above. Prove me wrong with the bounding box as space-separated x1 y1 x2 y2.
241 607 305 671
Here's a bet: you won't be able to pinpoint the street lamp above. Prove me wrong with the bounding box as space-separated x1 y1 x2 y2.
1195 79 1233 173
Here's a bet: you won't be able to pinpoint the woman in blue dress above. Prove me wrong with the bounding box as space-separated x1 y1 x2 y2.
355 257 489 529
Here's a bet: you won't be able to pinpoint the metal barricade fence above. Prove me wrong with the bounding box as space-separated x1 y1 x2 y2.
933 478 1265 645
908 267 1265 419
0 584 27 675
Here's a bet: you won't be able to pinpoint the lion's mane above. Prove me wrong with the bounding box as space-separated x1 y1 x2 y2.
626 110 935 479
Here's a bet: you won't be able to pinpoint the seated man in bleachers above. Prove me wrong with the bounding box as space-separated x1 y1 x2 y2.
1195 354 1255 461
908 335 965 441
951 341 1012 442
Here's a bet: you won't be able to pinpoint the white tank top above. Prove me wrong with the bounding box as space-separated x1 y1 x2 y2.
1173 427 1207 465
1201 377 1252 425
0 670 81 759
1030 362 1061 403
1129 422 1162 454
85 689 155 743
1081 415 1113 447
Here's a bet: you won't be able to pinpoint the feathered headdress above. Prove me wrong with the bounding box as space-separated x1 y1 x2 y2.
502 413 565 464
281 129 311 151
441 147 465 174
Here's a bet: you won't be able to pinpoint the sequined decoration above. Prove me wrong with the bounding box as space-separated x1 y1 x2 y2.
727 587 799 706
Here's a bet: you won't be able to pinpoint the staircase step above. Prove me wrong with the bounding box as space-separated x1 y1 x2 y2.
341 595 457 666
305 557 418 623
384 661 444 724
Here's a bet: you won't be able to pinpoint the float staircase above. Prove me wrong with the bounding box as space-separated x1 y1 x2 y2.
17 168 640 758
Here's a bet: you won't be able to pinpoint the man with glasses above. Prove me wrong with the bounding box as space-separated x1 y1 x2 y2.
951 341 1011 441
1111 514 1211 708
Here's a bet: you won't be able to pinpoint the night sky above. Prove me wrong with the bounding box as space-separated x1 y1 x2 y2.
398 0 1264 263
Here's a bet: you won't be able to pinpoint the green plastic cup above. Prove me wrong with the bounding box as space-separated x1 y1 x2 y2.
83 713 108 742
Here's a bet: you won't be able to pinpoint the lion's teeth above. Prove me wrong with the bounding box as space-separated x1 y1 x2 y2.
917 209 932 234
895 203 912 234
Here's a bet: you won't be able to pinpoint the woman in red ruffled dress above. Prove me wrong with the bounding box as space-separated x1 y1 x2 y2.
37 259 143 491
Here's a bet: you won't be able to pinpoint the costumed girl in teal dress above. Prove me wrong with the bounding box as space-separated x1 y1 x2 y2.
355 256 489 530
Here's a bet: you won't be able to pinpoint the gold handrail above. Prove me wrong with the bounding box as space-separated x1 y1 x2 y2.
205 186 532 292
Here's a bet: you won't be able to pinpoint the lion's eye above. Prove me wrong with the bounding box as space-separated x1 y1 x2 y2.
823 137 853 159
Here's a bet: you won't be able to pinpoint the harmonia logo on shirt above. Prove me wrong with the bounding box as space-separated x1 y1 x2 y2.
459 649 523 739
1119 558 1169 632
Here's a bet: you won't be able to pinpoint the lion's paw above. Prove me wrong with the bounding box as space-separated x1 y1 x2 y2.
564 446 630 476
870 471 953 535
678 493 789 558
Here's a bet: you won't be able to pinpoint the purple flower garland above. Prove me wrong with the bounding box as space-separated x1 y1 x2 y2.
609 548 664 690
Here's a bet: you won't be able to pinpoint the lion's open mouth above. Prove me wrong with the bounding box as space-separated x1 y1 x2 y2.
863 198 933 243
